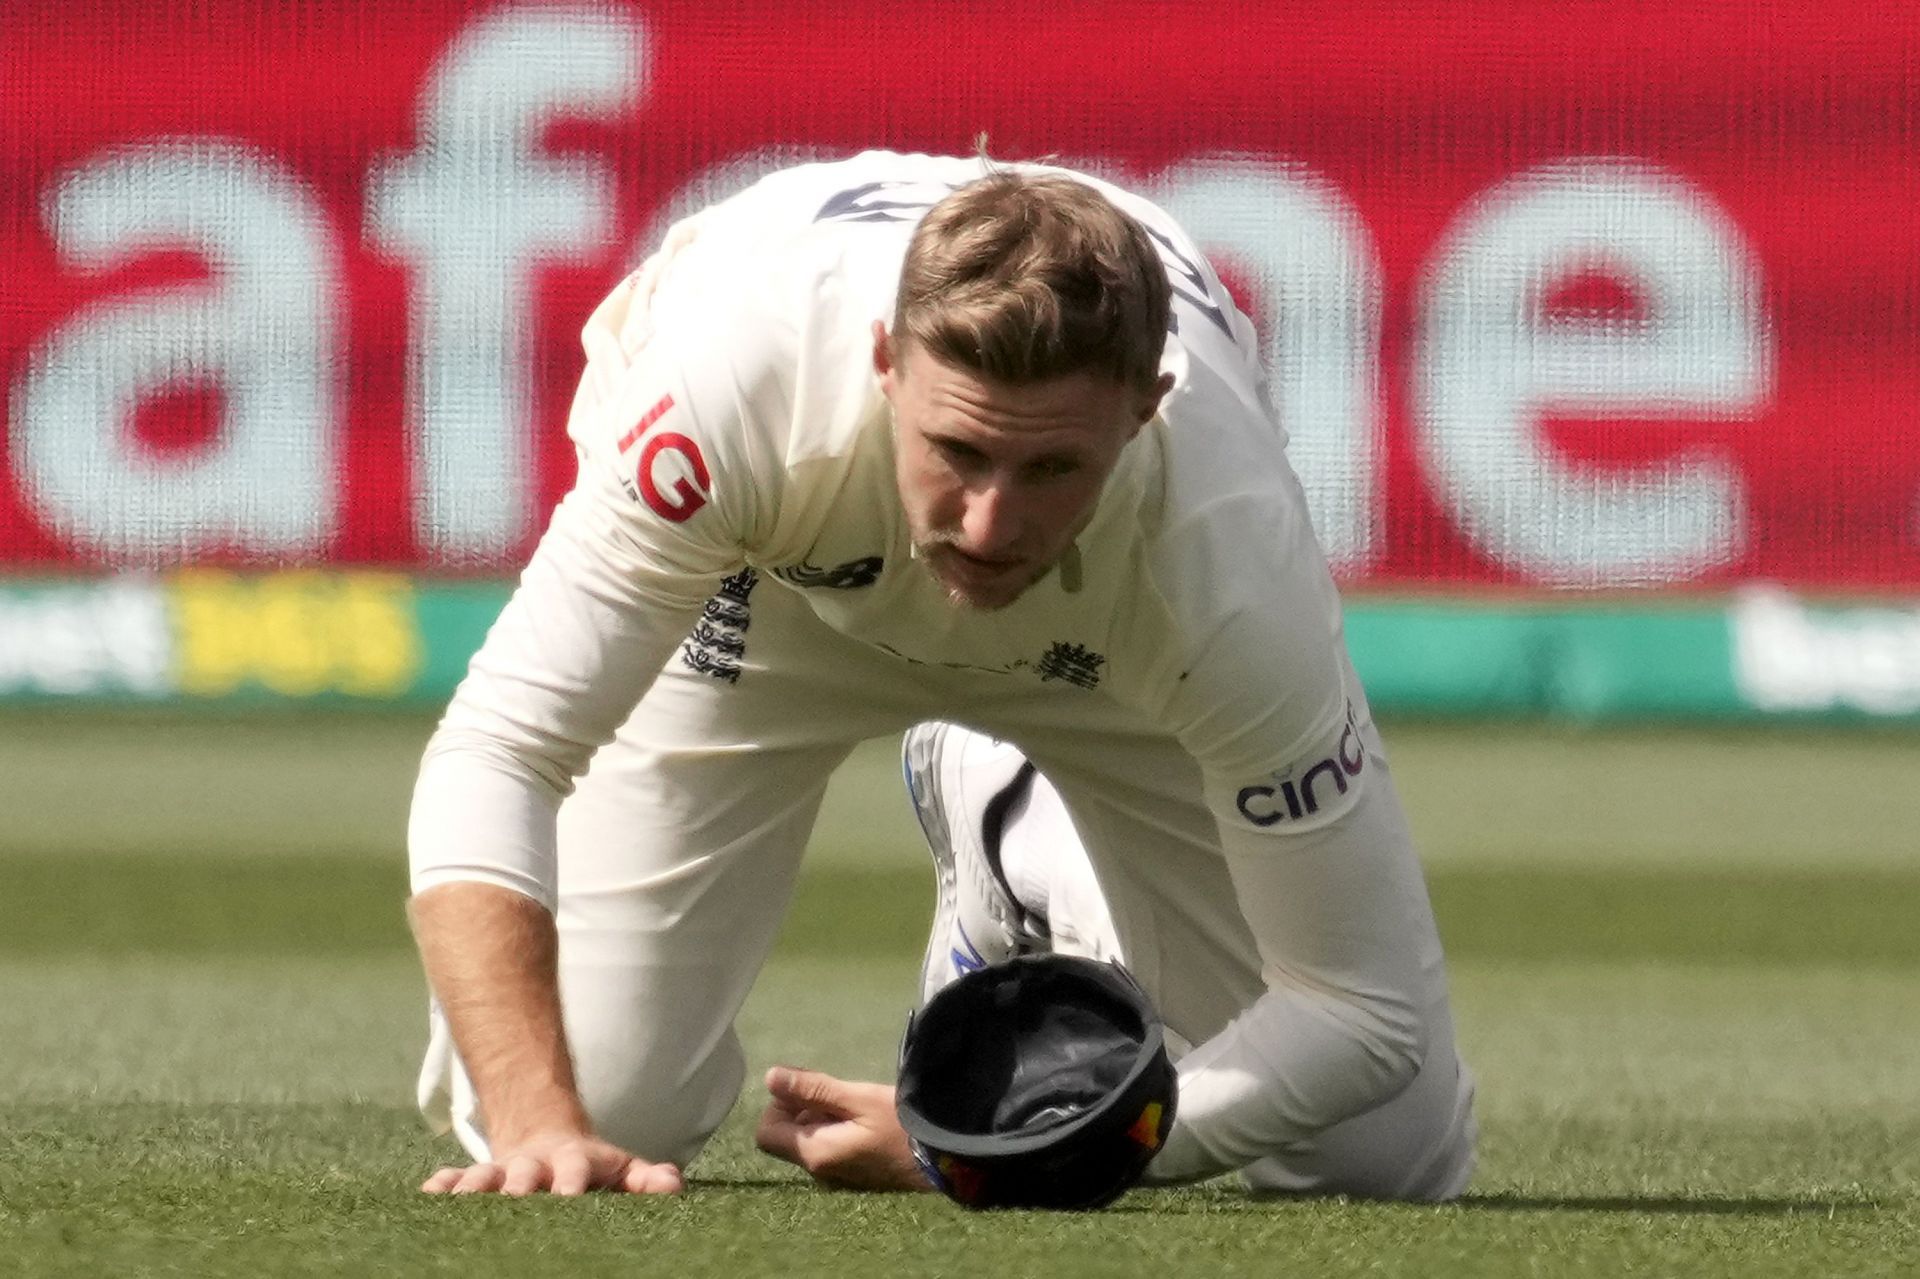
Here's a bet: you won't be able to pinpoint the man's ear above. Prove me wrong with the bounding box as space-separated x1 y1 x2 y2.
872 321 897 393
1134 371 1177 427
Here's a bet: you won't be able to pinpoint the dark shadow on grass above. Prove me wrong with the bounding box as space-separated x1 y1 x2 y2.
1095 1189 1889 1217
686 1176 818 1192
648 1186 1893 1218
1462 1192 1881 1216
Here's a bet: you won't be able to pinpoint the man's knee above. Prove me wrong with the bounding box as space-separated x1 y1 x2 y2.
576 1026 748 1168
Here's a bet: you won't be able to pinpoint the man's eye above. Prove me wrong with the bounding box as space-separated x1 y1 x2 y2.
1028 457 1080 480
935 439 986 466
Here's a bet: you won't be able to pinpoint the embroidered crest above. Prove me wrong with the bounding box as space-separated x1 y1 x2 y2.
687 618 745 658
1036 642 1106 690
681 568 759 684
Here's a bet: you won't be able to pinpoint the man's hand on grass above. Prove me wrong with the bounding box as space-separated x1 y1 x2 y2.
753 1066 933 1193
421 1130 683 1196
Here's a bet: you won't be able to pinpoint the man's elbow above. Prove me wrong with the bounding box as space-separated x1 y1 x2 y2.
419 719 584 799
1347 990 1429 1105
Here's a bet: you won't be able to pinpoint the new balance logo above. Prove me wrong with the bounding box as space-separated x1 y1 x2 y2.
950 923 987 977
770 556 884 590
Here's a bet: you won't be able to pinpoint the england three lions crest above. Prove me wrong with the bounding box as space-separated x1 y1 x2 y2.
1037 642 1106 690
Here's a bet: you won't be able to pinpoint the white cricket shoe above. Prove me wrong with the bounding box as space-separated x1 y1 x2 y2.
901 721 1051 1004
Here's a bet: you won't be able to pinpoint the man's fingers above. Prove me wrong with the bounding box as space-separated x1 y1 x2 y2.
766 1066 855 1119
421 1166 465 1194
501 1154 552 1197
622 1159 685 1194
754 1104 805 1164
420 1139 682 1197
450 1162 508 1194
548 1148 593 1197
764 1094 832 1128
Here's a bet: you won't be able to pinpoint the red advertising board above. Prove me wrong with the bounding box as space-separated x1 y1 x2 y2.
2 0 1916 589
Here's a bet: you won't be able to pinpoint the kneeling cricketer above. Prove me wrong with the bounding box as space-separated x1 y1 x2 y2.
407 149 1477 1202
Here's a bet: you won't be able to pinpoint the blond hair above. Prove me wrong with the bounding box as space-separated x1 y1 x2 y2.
893 171 1171 392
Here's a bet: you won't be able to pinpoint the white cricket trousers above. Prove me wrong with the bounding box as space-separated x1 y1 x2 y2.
418 576 1475 1198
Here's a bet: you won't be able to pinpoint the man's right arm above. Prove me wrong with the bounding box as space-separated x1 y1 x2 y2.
407 348 752 1189
405 466 721 1190
409 883 691 1194
409 883 589 1153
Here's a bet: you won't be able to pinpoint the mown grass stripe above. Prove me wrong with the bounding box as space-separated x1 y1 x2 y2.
3 854 1918 967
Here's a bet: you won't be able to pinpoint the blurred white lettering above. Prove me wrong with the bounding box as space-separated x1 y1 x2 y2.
1156 158 1382 572
1734 588 1920 716
0 579 171 695
12 141 339 563
1413 161 1771 586
366 6 648 560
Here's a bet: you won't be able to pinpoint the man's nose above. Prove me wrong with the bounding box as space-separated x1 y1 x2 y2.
959 482 1022 557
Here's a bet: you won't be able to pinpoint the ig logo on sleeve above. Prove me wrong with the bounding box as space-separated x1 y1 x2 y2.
618 394 711 522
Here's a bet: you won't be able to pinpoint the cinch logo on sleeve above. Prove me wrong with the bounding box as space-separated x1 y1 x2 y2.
617 394 710 522
1234 705 1366 827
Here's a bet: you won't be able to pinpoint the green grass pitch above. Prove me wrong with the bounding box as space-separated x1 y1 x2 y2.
1 713 1915 1276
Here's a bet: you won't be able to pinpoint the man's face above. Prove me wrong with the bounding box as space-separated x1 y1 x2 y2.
876 322 1172 610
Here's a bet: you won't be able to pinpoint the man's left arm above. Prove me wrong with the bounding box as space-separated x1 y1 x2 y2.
1144 734 1445 1182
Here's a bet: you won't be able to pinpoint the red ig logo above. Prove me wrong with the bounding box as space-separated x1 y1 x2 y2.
620 395 711 522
